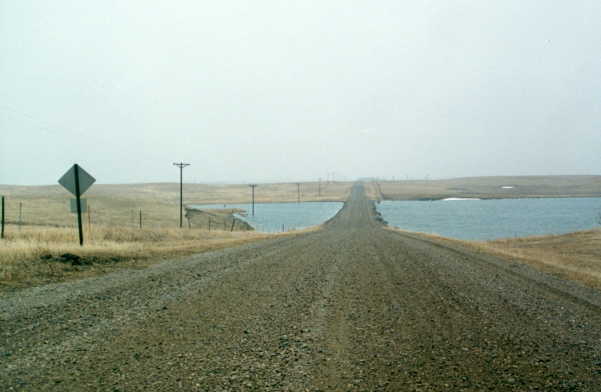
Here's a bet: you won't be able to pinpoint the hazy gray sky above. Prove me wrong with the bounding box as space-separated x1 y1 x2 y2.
1 0 600 185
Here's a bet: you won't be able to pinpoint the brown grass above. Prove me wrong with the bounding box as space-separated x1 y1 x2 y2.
0 223 317 292
473 229 601 290
0 181 341 291
387 226 601 291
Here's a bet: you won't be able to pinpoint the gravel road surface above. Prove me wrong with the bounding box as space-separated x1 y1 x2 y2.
2 185 601 391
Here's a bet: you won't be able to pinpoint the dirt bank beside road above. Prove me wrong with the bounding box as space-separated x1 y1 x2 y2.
185 207 254 231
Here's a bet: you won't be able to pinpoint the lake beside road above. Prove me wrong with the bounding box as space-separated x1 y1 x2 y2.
189 202 343 232
378 197 601 240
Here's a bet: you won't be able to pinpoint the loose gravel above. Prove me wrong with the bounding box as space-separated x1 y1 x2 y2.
2 185 601 391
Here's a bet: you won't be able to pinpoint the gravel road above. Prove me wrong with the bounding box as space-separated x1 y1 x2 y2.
2 184 601 391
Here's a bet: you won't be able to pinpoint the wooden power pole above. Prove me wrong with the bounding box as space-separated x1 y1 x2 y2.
249 184 258 216
173 162 190 228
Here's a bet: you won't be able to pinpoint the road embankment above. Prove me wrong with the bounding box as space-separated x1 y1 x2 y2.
185 207 254 231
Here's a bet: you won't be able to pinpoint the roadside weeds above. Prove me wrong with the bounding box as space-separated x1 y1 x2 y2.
0 224 317 292
386 226 601 291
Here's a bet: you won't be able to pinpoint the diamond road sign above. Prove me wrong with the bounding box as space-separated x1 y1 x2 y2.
58 164 95 196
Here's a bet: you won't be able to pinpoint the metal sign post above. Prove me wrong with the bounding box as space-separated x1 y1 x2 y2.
74 165 84 246
69 198 87 213
58 164 95 246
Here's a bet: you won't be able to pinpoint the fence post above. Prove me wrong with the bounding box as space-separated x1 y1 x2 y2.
1 196 5 239
139 209 142 229
230 218 235 232
18 202 22 231
208 217 211 232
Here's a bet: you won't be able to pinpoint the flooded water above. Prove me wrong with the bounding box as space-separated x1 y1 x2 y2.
378 198 601 240
189 202 343 232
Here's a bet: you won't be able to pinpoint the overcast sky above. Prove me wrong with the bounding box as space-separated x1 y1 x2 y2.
1 0 600 185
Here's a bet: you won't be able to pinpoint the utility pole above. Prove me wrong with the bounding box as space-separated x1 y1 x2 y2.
296 183 301 203
249 184 257 216
173 162 190 228
318 178 322 197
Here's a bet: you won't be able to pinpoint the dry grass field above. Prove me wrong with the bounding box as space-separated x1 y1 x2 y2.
0 181 346 291
475 229 601 290
0 223 315 292
388 226 601 291
0 181 352 229
376 175 601 200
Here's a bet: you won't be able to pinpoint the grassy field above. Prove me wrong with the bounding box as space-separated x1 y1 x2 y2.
0 223 316 292
0 181 352 229
0 181 348 291
376 175 601 200
474 229 601 290
388 226 601 291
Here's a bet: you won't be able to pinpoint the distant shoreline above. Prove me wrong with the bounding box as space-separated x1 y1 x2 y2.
372 175 601 202
382 194 601 201
186 200 344 207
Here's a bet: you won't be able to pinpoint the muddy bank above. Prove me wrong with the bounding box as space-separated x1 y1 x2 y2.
185 207 254 231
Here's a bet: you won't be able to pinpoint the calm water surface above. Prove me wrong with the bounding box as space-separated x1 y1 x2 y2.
378 198 601 240
189 202 343 232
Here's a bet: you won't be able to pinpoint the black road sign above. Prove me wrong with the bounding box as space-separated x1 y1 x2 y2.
58 164 95 246
59 165 95 196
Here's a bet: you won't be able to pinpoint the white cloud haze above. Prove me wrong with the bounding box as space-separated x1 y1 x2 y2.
1 0 600 184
